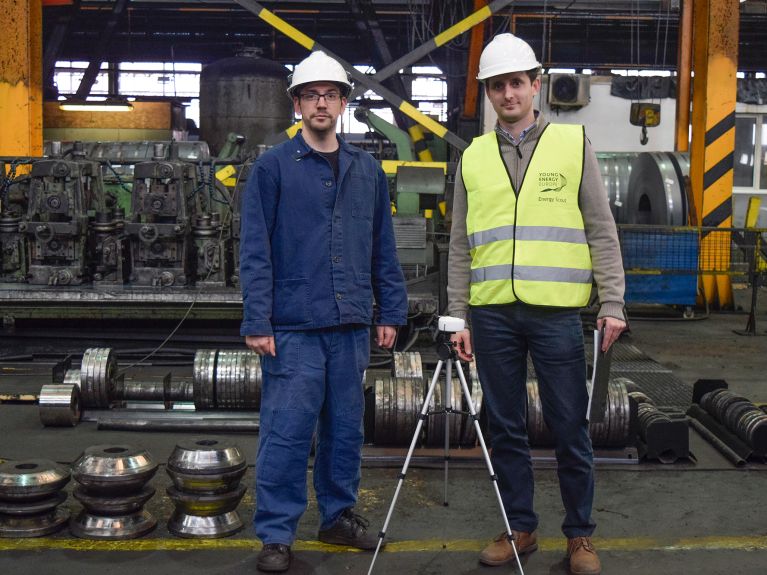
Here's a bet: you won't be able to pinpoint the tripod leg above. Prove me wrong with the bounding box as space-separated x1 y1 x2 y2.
367 360 446 575
443 358 452 506
454 361 526 575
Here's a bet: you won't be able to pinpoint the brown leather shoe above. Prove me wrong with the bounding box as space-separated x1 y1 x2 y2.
567 536 601 575
479 530 538 566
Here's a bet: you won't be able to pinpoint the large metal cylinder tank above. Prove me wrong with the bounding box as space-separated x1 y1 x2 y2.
199 49 293 157
626 152 690 226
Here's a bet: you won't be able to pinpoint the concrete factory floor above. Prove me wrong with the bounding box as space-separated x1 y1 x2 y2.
1 285 766 575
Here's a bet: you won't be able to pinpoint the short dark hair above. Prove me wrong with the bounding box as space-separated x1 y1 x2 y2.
525 67 541 83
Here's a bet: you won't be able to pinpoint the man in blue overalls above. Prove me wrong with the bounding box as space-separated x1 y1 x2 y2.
240 50 407 573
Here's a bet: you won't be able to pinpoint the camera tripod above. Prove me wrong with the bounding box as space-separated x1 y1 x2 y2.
367 327 526 575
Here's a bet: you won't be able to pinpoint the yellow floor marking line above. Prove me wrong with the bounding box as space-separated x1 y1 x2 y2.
1 536 766 553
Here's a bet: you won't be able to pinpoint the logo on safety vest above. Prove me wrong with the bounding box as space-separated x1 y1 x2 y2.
538 172 567 193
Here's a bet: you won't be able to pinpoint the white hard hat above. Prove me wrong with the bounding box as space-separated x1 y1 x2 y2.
287 51 353 97
476 33 541 81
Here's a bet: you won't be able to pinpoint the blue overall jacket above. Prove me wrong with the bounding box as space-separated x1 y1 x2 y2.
239 132 407 337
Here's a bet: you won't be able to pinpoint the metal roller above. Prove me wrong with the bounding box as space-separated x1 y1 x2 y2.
112 376 193 405
0 459 71 501
70 509 157 540
193 349 217 410
63 369 81 387
80 348 117 408
166 484 245 517
0 508 70 538
73 485 155 516
72 445 158 495
374 374 392 445
167 509 244 539
626 152 689 226
460 361 484 447
700 388 767 450
39 384 82 427
374 375 424 446
526 379 631 447
242 351 262 410
392 351 423 379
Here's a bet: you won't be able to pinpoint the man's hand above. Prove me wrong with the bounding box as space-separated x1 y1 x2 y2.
376 325 397 349
450 328 473 362
245 335 276 356
596 316 626 352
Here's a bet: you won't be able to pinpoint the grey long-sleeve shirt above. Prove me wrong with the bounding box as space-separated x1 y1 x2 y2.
447 113 626 322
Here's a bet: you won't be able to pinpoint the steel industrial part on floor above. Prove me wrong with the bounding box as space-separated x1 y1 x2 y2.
1 291 767 574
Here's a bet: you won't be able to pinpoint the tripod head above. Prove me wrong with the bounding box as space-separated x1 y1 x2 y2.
434 316 465 360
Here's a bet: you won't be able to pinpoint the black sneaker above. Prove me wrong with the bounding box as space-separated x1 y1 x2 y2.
257 543 291 573
318 508 381 550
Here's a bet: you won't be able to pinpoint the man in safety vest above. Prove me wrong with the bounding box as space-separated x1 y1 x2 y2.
447 33 627 575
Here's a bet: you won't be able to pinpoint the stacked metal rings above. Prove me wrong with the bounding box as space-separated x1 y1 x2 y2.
699 388 767 453
0 459 71 538
193 349 262 410
166 438 247 538
70 445 158 539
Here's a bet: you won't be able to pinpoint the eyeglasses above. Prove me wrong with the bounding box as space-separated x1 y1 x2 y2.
299 91 342 103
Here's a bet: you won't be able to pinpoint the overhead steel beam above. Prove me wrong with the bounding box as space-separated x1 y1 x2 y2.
346 0 410 129
74 0 129 99
234 0 499 151
360 0 514 95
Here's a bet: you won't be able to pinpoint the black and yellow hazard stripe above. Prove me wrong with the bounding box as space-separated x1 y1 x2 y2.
700 111 735 231
408 125 434 162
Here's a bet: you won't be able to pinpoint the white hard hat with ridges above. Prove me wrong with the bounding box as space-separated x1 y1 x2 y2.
477 33 541 81
287 51 353 96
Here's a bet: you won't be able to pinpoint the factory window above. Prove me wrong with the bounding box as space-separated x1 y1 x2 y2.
117 62 201 98
410 66 447 123
53 61 109 95
733 116 756 188
761 122 767 190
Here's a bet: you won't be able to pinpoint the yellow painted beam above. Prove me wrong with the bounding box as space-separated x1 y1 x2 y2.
0 0 43 158
381 160 448 175
689 0 740 309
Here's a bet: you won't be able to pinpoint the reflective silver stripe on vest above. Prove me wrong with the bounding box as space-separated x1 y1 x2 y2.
468 225 588 249
471 264 593 284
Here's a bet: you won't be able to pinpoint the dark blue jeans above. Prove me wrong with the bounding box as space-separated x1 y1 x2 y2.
255 326 369 545
471 304 596 538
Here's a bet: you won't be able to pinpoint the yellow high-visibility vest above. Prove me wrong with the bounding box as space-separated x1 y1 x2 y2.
461 124 593 307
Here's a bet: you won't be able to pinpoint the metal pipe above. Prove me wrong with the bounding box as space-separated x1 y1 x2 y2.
97 419 259 433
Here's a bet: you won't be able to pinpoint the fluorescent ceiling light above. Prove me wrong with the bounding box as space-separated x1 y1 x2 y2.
59 99 133 112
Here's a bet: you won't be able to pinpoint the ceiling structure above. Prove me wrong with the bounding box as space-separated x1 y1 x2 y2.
43 0 767 72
